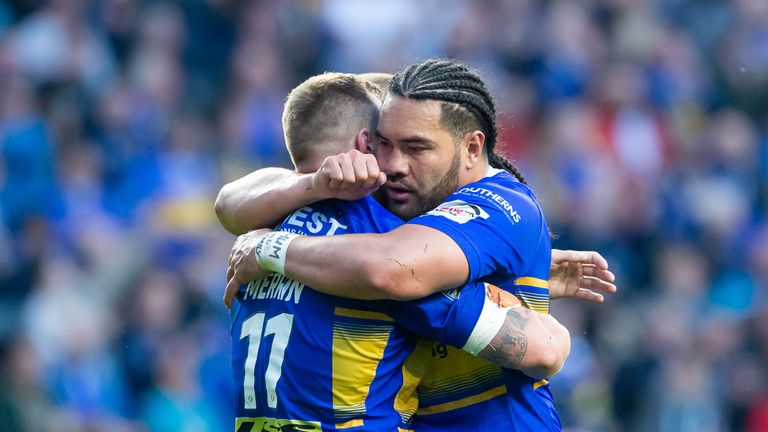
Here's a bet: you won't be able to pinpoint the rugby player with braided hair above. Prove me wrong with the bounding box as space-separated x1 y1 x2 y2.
222 59 615 430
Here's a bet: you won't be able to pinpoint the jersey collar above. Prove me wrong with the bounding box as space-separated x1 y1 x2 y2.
484 166 503 178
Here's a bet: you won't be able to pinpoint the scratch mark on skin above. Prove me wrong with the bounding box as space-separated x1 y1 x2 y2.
410 268 422 283
390 258 407 269
389 259 422 282
424 243 429 253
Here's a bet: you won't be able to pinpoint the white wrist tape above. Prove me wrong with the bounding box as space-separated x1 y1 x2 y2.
255 232 300 274
462 284 511 356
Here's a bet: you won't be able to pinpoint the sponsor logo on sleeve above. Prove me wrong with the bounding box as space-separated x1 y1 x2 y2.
426 200 490 224
458 186 522 224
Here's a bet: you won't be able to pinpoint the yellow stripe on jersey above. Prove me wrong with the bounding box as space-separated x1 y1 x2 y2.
332 321 392 421
416 385 508 415
518 299 549 314
521 303 549 314
335 419 364 429
516 290 550 314
394 338 432 425
417 364 503 401
335 307 393 322
532 379 549 390
332 330 390 341
517 292 549 301
514 276 549 289
416 347 507 414
518 303 548 314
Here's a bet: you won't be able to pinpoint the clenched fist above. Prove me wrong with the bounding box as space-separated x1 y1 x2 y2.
312 149 387 201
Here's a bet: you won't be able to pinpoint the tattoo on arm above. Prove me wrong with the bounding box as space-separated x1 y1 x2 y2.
479 308 529 369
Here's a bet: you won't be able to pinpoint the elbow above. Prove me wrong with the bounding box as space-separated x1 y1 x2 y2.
549 319 571 376
533 348 566 378
527 327 570 378
213 187 228 223
518 347 563 380
214 184 245 235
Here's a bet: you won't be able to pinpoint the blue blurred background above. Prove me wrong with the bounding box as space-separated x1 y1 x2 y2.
0 0 766 430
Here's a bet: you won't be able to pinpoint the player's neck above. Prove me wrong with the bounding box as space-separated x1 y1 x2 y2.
458 160 490 187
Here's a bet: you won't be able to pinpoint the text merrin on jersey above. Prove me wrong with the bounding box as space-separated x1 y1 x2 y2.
243 273 305 304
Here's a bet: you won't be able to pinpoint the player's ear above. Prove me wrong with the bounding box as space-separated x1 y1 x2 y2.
463 130 485 169
354 128 370 153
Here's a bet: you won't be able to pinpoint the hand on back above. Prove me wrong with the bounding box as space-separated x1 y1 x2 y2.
549 249 617 302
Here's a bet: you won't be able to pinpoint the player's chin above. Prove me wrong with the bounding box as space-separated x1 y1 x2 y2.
389 201 421 221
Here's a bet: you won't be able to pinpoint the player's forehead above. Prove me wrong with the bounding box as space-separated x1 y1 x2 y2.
378 95 448 141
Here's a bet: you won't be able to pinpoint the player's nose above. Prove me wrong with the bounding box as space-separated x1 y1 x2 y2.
380 147 410 178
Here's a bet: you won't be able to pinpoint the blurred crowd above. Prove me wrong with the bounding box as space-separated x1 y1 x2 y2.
0 0 766 430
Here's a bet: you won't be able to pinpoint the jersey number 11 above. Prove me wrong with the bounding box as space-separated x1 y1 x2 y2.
240 313 294 409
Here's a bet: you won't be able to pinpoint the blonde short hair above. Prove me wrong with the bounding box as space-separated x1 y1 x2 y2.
282 73 381 169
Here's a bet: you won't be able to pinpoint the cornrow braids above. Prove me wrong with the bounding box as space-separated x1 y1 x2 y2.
389 59 529 187
489 152 529 185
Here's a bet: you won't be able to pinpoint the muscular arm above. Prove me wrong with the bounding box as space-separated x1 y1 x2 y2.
282 224 470 300
214 168 315 235
221 152 464 304
478 307 570 379
215 150 386 235
461 285 570 379
226 228 618 313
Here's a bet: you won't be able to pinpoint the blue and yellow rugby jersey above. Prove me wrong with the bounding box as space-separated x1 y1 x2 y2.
231 195 489 431
409 347 560 432
407 167 560 431
409 168 552 312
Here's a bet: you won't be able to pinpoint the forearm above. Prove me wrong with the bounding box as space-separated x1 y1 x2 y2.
519 313 570 378
478 307 571 379
514 310 570 379
214 168 319 235
282 229 468 300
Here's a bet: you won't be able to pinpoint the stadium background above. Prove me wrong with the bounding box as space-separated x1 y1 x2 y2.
0 0 766 430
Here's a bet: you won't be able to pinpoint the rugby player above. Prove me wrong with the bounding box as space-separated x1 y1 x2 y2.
221 60 615 431
221 72 584 431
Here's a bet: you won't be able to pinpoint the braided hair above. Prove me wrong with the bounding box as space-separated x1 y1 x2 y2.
388 59 529 186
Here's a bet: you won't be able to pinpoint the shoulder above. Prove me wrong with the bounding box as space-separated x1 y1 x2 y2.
349 196 403 229
308 196 401 234
448 171 544 228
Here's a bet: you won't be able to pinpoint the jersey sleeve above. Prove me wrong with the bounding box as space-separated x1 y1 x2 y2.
374 282 515 358
406 183 544 283
373 281 488 350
